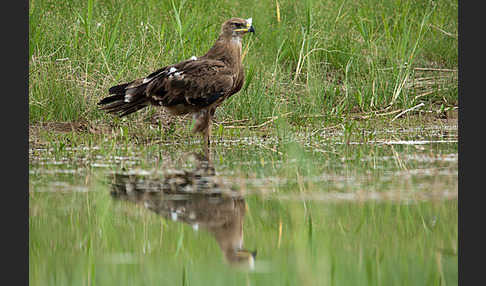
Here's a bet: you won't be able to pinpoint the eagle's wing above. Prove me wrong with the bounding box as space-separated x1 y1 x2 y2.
144 59 235 110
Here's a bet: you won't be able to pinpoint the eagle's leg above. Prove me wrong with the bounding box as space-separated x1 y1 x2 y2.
193 108 213 158
202 125 210 157
202 107 217 158
203 110 215 158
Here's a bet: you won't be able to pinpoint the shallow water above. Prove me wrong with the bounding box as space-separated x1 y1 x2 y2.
29 122 458 285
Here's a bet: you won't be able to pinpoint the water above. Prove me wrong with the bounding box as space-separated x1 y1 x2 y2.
29 122 458 285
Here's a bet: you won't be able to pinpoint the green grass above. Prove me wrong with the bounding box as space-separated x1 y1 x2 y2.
30 189 457 286
29 1 457 285
29 117 457 285
29 0 457 126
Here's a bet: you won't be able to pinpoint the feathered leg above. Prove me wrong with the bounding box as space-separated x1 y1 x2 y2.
206 107 217 159
203 120 212 158
193 109 211 158
193 107 216 159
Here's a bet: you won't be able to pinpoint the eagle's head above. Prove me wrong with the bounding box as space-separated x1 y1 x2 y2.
224 248 257 270
221 17 255 38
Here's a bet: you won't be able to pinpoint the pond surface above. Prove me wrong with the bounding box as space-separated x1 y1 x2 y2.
29 121 458 285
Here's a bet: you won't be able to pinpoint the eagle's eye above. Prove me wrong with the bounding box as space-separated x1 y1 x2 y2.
233 23 244 28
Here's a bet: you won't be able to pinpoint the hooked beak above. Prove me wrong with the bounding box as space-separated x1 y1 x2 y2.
247 17 255 33
235 18 255 33
250 250 257 258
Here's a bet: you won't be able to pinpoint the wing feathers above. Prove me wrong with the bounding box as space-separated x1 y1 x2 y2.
188 92 225 107
102 97 149 117
98 94 124 105
99 58 238 117
108 83 129 95
99 79 150 117
145 59 234 110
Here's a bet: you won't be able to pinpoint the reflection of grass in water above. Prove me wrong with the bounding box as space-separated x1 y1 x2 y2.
29 107 457 284
29 176 457 285
29 118 457 196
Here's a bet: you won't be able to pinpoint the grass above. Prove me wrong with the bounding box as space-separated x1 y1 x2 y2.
30 189 457 286
29 0 457 128
29 116 457 285
29 1 458 285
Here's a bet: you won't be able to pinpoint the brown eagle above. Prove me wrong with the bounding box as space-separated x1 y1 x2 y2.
109 154 256 269
98 17 255 154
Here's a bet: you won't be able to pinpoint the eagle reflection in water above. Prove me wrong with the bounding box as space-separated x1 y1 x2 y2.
109 153 256 269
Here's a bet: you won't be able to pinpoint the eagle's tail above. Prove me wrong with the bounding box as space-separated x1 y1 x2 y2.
98 82 151 117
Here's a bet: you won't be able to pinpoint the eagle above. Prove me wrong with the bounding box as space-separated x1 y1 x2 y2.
98 17 255 154
110 153 256 269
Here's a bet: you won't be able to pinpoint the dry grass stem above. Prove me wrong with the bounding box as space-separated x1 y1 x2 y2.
391 103 425 122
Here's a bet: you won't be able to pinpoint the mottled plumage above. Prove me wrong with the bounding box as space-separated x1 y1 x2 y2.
98 17 255 154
